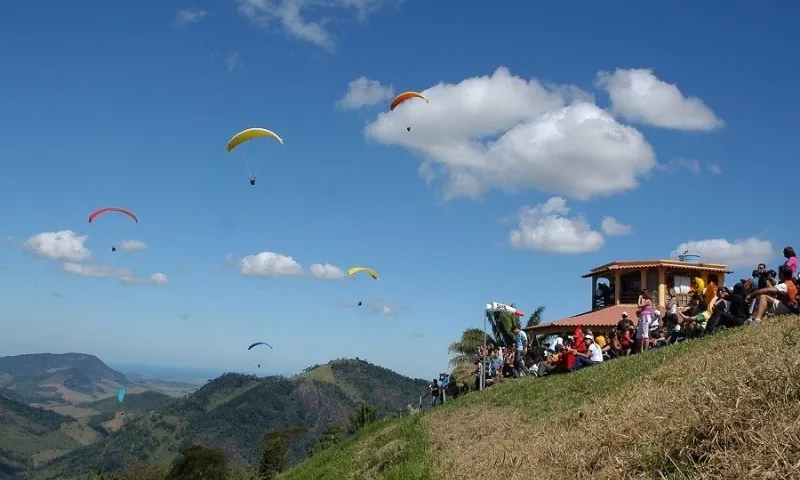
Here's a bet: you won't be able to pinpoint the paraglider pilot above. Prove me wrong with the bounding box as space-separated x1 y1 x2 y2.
358 301 362 307
111 246 116 253
249 177 256 186
406 126 411 132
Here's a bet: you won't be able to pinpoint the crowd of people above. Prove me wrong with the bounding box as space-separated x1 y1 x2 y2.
472 246 799 386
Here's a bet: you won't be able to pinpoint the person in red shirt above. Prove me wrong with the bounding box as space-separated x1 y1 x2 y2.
745 265 799 323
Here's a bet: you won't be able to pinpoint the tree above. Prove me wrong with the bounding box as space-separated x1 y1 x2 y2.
448 328 495 367
526 305 546 328
347 403 379 434
487 310 517 347
259 432 289 480
309 425 345 457
166 445 227 480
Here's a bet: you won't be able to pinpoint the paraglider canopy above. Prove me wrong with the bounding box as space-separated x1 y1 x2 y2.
226 128 284 152
226 128 284 185
390 91 428 111
248 342 273 351
347 267 379 280
88 207 138 223
117 387 127 403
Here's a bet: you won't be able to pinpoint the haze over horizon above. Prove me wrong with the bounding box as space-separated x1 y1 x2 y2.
2 0 797 380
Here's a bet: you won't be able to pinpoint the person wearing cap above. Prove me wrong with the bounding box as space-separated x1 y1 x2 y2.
617 311 633 332
569 335 604 371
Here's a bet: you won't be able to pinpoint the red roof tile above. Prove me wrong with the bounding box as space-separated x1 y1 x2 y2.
582 260 730 278
525 305 666 332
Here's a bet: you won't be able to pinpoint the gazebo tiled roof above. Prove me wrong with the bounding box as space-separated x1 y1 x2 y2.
524 305 666 335
582 260 731 278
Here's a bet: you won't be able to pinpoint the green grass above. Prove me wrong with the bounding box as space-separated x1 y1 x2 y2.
281 416 434 480
280 318 800 479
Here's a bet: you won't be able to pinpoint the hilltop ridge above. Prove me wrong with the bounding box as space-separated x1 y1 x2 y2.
283 316 800 480
0 353 135 404
31 358 429 478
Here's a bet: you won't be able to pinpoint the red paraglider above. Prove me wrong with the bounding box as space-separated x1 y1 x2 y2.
88 207 138 224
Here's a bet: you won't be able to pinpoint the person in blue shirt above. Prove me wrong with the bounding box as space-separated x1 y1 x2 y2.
512 326 528 378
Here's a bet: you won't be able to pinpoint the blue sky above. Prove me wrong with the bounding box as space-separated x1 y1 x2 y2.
1 0 798 380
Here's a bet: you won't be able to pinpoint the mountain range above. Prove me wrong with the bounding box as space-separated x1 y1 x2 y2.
0 352 429 479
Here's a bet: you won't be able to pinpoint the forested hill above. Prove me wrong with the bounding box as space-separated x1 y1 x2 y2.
32 359 429 479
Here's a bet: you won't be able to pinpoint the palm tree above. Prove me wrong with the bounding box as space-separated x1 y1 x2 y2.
448 328 494 367
526 305 546 328
487 310 516 347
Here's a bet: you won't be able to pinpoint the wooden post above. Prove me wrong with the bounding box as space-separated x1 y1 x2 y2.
658 267 667 307
614 272 621 305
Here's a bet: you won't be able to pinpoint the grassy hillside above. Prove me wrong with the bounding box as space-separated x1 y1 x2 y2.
0 393 78 478
31 359 429 479
282 316 800 480
0 353 138 404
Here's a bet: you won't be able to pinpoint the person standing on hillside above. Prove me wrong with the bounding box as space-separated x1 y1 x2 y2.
636 290 654 353
429 378 441 407
511 325 528 378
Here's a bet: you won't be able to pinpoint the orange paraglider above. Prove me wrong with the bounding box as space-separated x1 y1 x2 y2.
390 91 428 132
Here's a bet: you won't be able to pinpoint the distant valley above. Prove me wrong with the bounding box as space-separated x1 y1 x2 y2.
0 352 429 479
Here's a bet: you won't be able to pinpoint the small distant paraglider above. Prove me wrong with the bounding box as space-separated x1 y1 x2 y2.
248 342 273 369
88 207 138 253
117 387 127 415
348 267 379 308
226 127 284 186
390 91 428 132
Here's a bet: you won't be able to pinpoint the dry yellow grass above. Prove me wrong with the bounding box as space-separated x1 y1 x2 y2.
424 316 800 480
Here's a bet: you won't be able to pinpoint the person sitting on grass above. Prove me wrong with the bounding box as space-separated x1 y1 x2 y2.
745 264 799 324
568 335 604 371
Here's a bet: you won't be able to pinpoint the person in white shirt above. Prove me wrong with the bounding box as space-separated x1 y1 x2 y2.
569 335 604 371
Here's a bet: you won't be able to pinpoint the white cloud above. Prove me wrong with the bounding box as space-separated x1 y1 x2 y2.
174 7 207 26
509 197 605 254
23 231 92 263
670 238 774 269
365 67 657 201
150 273 169 285
119 239 148 253
310 263 346 280
239 251 304 277
236 0 395 51
660 158 723 175
365 298 404 316
662 157 701 174
337 77 394 109
335 298 406 316
2 235 14 244
226 51 243 71
601 216 632 236
61 262 168 286
595 68 724 131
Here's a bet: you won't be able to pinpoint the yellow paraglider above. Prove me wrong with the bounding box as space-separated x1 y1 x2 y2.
390 92 428 132
226 128 284 152
347 267 379 280
226 128 284 185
